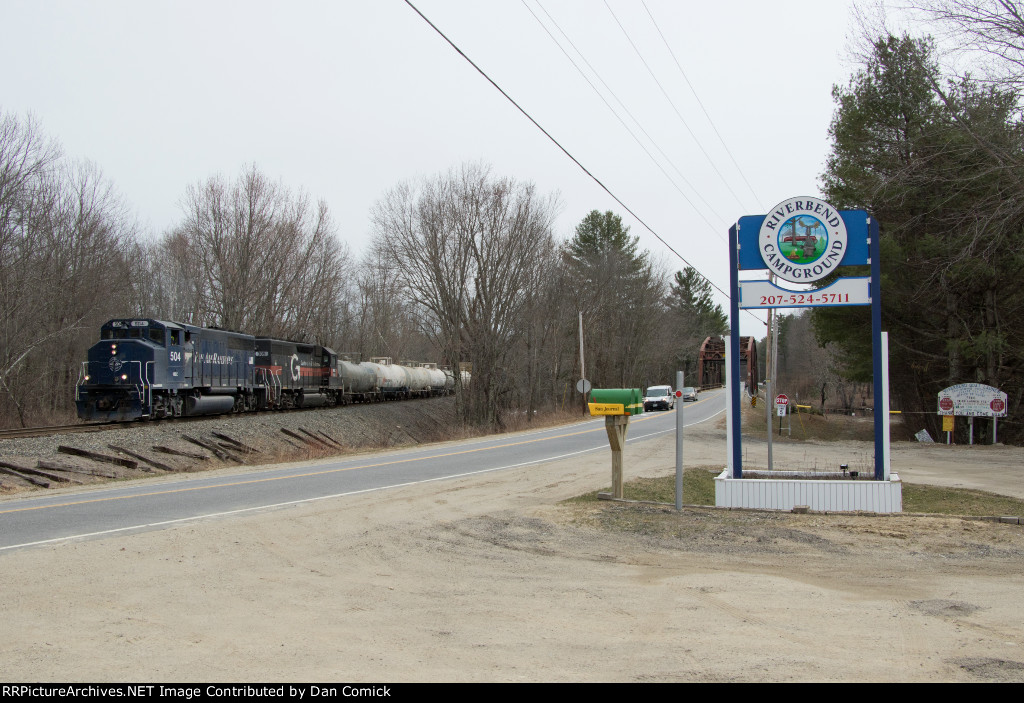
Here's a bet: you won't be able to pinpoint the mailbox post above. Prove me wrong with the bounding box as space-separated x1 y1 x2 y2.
589 388 643 499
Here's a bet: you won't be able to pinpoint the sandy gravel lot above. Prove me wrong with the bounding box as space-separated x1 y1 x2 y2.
0 416 1022 683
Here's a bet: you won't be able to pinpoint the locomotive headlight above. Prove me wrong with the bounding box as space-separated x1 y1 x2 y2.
111 344 117 350
121 374 127 380
84 375 90 381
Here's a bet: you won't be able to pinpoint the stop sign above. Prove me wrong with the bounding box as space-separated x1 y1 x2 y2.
775 394 789 406
939 397 954 412
991 398 1006 413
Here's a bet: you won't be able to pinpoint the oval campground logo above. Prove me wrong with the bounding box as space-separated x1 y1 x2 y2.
759 197 848 284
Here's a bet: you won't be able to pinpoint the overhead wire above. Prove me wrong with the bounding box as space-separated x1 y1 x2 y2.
526 0 728 236
602 0 758 214
637 0 774 333
402 0 763 323
641 0 764 211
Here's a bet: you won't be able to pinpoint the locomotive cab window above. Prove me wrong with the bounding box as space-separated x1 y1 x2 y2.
149 328 165 346
169 330 180 346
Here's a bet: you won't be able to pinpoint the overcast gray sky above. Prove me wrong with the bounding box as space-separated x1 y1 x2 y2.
3 0 871 337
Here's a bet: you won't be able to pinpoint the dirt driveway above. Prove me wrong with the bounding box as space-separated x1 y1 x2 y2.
0 420 1021 682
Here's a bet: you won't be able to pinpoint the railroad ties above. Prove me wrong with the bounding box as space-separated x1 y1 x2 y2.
211 432 262 456
280 427 344 452
0 461 56 488
107 445 174 472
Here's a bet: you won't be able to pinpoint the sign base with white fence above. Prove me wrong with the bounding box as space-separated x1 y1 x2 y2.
714 470 903 513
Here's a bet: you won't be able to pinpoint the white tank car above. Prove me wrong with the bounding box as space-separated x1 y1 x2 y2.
402 364 432 394
422 364 448 393
442 367 471 391
366 358 408 394
337 359 377 395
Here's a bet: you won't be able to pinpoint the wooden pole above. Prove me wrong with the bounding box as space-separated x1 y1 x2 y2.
605 415 630 499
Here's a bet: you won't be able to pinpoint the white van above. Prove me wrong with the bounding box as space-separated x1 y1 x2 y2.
643 385 675 411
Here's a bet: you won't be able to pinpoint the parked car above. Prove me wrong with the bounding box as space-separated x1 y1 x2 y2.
643 385 675 411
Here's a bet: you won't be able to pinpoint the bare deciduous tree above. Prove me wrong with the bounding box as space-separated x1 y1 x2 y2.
907 0 1024 88
163 164 352 341
371 162 560 427
0 110 138 426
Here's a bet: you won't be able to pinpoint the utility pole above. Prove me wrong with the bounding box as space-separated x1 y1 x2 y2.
579 311 586 415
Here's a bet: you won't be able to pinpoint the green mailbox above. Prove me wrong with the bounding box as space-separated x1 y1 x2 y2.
588 388 644 416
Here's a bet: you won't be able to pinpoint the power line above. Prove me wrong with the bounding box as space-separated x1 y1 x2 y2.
526 0 728 236
602 0 757 213
641 0 764 211
403 0 762 323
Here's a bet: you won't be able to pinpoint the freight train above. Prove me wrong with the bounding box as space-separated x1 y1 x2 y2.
75 318 465 422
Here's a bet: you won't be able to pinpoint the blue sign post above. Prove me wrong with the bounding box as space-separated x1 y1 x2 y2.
728 198 884 480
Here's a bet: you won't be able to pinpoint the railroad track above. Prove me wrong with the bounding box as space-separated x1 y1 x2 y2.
0 422 119 441
0 395 437 442
0 414 230 441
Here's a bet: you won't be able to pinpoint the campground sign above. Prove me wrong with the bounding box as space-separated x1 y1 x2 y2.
937 383 1007 417
729 198 891 482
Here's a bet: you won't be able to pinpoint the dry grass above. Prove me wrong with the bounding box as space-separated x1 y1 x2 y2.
565 469 1024 518
738 402 918 442
498 408 587 434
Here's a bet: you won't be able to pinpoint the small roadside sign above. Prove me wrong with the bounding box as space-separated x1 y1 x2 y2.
775 394 789 417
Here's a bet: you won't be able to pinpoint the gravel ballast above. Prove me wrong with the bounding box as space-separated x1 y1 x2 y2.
0 397 460 493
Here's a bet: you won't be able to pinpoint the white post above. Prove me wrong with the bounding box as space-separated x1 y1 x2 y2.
881 331 891 480
725 335 733 475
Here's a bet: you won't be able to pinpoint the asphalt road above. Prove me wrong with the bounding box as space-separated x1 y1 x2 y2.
0 390 725 552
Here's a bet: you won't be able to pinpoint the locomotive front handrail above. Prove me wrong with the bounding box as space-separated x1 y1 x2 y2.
75 362 88 400
144 360 154 416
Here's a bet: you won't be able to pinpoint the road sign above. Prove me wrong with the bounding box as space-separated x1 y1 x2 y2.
937 383 1006 417
576 378 591 394
674 390 682 398
775 394 789 417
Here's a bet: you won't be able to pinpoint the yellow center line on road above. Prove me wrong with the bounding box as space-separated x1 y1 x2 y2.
0 412 663 516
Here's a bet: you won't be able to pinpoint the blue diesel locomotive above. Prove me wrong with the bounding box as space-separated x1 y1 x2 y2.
75 318 459 421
